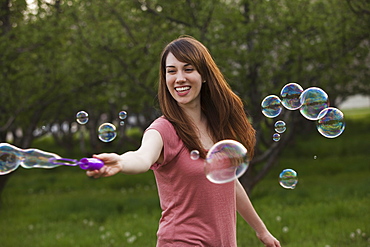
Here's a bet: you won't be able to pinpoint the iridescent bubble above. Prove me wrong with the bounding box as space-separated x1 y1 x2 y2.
274 120 286 134
316 107 345 138
0 143 23 175
280 83 304 110
205 140 249 184
279 169 298 189
261 95 283 118
273 133 281 142
190 150 200 160
98 123 117 142
0 143 62 174
22 149 61 169
76 111 89 124
119 111 127 120
299 87 329 120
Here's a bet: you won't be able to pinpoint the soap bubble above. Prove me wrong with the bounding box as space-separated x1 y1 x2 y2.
0 143 61 174
274 120 286 133
119 111 127 120
299 87 329 120
98 123 117 142
279 169 298 189
76 111 89 124
190 150 200 160
273 133 281 142
316 107 345 138
205 140 249 184
0 144 23 175
261 95 282 118
280 83 304 110
21 149 61 169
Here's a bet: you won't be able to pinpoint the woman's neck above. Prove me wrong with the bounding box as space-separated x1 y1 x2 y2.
181 103 203 125
181 104 214 150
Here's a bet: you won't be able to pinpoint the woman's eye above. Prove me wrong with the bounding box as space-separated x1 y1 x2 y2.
167 70 176 73
185 68 194 72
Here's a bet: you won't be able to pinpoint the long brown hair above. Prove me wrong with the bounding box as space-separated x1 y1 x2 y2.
158 36 256 159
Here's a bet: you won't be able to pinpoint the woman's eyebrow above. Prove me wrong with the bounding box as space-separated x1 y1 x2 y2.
166 63 192 68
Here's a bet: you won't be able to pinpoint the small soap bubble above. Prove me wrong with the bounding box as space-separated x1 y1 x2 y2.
205 140 249 184
76 111 89 124
120 121 125 126
119 111 127 120
273 133 281 142
280 83 304 110
279 169 298 189
313 155 317 160
98 123 117 142
190 150 200 160
261 95 283 118
299 87 329 120
316 107 345 138
274 120 286 134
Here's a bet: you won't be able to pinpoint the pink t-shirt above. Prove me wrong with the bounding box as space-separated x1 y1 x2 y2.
147 117 237 247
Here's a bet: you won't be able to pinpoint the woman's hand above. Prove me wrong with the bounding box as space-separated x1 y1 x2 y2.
256 231 281 247
86 153 123 179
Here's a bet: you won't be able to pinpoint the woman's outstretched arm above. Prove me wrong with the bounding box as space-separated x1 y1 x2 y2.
86 129 163 178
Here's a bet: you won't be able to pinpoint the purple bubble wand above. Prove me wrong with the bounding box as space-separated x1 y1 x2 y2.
48 157 104 170
0 143 104 175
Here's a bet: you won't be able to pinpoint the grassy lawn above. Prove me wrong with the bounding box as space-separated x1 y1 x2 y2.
0 108 369 247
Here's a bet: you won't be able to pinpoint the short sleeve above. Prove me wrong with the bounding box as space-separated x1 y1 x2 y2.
145 117 184 170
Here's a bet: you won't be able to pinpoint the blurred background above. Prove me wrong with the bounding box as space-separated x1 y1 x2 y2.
0 0 369 246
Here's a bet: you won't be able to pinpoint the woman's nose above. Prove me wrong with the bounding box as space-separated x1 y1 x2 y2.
175 72 186 83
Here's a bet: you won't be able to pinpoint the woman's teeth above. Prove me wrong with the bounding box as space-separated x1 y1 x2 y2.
175 86 190 92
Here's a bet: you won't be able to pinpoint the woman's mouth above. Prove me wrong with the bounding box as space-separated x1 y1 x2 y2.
175 86 191 96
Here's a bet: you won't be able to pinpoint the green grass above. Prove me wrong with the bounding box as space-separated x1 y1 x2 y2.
1 108 369 246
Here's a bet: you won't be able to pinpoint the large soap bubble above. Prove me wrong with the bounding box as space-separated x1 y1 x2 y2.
261 95 283 118
0 143 61 174
22 149 61 169
280 83 304 110
316 107 345 138
299 87 329 120
0 143 23 175
205 140 249 184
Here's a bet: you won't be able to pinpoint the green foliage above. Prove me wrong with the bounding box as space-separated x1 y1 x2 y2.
1 0 369 142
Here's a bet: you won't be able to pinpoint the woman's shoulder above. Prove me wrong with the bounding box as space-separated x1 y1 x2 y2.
146 116 176 134
146 116 184 168
149 116 172 128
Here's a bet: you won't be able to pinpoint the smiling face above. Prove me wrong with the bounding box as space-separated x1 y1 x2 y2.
165 52 203 108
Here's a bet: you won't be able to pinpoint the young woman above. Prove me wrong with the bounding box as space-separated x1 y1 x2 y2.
87 36 281 247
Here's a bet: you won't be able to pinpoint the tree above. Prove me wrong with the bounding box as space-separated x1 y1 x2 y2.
0 0 369 196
